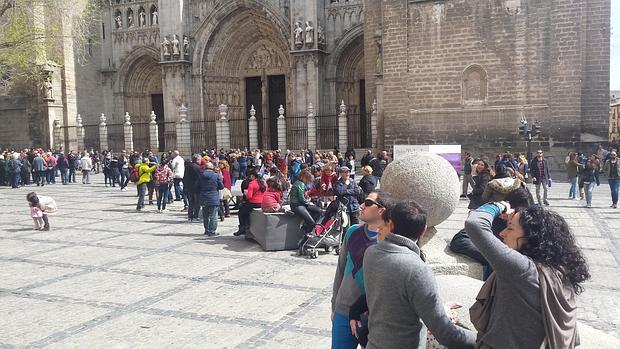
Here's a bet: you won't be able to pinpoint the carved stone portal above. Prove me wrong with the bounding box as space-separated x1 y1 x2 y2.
247 45 283 70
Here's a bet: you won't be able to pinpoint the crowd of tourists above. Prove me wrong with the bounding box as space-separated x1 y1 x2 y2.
2 143 611 348
459 144 620 209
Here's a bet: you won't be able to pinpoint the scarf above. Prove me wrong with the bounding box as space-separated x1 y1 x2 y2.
469 265 579 349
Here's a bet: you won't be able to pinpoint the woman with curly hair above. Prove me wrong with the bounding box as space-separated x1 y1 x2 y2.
466 202 590 349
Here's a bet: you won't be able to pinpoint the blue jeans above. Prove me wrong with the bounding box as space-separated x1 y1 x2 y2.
120 168 130 188
69 168 76 182
584 182 596 206
568 176 578 198
609 178 620 205
202 205 219 234
59 168 68 184
157 183 170 210
173 178 183 200
12 172 20 188
331 312 358 349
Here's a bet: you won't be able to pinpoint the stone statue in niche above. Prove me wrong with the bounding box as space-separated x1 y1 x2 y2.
161 36 171 57
375 36 383 74
138 9 146 26
44 77 53 99
317 24 326 48
151 9 158 25
294 22 304 48
171 35 180 57
183 36 190 57
115 14 122 29
305 21 314 47
127 9 134 28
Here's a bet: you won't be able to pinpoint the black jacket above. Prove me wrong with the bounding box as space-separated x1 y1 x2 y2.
358 174 377 194
182 162 202 194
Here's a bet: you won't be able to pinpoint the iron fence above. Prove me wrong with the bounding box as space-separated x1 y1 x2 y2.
229 115 248 150
287 114 308 150
315 113 339 150
82 124 100 150
132 122 150 151
347 110 372 149
106 123 124 150
190 119 217 151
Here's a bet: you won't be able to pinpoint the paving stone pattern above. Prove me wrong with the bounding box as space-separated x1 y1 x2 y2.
0 175 619 347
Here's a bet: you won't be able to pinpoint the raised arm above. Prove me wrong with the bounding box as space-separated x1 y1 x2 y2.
464 204 535 277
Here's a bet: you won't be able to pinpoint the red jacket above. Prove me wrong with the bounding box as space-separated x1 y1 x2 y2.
261 189 282 212
221 169 232 189
245 179 265 204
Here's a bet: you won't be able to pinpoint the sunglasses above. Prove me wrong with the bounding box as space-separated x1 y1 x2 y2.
363 199 384 208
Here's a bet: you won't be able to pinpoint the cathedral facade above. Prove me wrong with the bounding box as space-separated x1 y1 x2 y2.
0 0 611 166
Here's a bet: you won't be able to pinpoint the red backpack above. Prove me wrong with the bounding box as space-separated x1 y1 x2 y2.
129 167 140 182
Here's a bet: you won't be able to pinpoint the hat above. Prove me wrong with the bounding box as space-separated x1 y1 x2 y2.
339 166 351 173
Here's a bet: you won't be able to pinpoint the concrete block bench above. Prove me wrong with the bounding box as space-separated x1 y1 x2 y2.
249 209 305 251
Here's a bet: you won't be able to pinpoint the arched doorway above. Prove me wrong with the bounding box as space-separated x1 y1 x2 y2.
201 9 290 150
335 34 367 148
123 54 164 151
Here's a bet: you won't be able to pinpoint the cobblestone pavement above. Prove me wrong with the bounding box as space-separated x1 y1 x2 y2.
0 175 618 347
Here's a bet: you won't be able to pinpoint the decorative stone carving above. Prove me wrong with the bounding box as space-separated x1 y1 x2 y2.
305 21 314 48
171 35 180 57
294 22 304 48
375 34 383 74
161 36 171 57
382 152 460 227
43 77 53 100
127 8 134 28
462 64 487 105
247 45 283 69
151 7 158 25
115 13 123 29
183 36 190 57
138 8 146 27
100 113 107 126
317 24 326 48
124 112 131 125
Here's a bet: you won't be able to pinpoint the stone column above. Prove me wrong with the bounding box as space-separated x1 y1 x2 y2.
277 104 286 150
338 101 348 152
217 104 230 150
53 118 62 151
99 113 108 151
76 114 85 152
307 103 317 150
371 99 378 149
123 112 134 152
248 105 258 151
149 111 159 151
176 104 191 158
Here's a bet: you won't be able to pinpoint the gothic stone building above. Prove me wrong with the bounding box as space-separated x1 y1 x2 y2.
0 0 610 167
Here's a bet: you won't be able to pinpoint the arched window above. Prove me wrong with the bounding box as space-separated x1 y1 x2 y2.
462 64 487 106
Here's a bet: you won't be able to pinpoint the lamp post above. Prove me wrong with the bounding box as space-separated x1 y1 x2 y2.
519 115 541 163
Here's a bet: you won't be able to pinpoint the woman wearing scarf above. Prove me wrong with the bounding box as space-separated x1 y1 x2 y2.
465 202 590 348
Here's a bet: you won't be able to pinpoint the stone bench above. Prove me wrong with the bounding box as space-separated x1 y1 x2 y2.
249 209 305 251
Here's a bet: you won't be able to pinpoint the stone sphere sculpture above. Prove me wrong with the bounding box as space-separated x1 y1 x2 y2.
381 151 460 227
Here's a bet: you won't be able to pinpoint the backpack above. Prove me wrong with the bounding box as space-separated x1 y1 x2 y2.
129 167 140 182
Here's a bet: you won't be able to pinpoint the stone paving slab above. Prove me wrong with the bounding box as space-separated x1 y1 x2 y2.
0 175 619 347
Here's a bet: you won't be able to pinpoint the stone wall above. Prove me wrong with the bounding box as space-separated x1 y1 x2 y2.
380 0 610 167
0 96 35 149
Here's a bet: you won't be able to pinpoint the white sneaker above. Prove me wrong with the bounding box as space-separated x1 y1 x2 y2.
586 204 592 208
121 188 127 191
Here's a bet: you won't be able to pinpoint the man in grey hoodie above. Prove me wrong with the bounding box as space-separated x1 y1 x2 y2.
363 201 476 349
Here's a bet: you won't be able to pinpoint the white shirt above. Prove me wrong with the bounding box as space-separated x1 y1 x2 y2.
80 156 92 171
171 156 185 178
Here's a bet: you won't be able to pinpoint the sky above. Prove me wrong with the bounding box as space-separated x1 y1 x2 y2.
612 0 620 90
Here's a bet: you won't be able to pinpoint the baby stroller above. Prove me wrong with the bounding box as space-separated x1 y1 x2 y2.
298 198 349 259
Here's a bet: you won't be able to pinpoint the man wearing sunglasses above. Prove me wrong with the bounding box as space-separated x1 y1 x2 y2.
331 191 393 349
529 150 550 206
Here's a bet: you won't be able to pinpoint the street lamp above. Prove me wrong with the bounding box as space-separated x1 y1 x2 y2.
519 115 542 163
